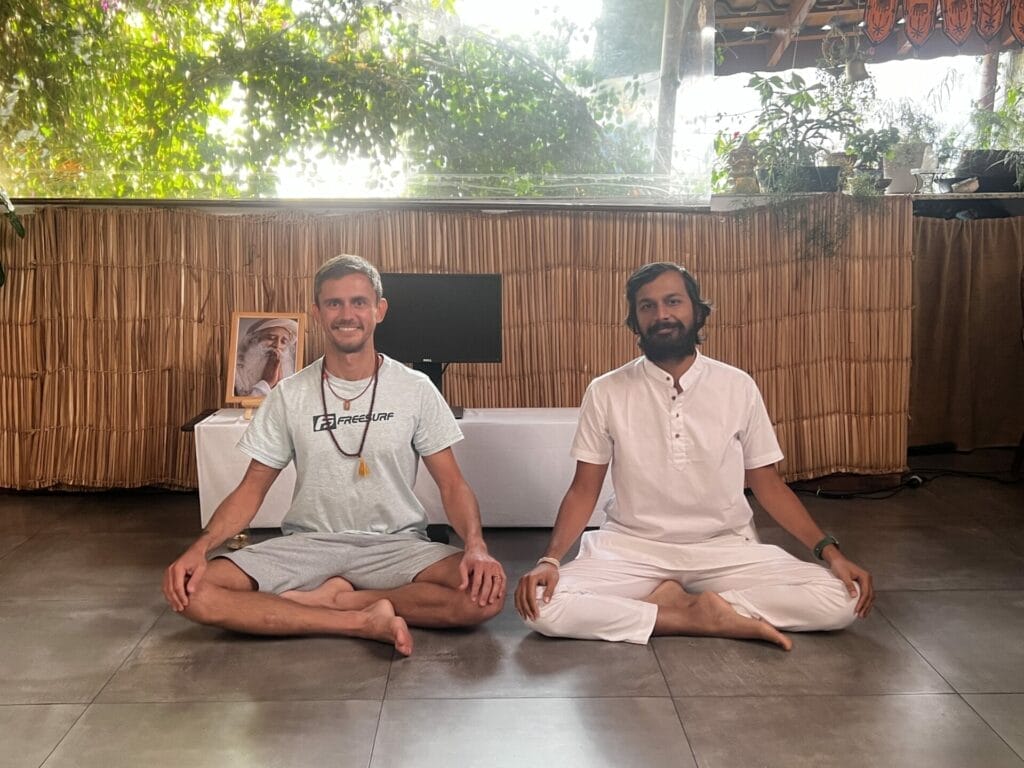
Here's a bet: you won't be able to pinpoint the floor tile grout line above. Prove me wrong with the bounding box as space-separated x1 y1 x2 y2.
365 649 398 768
86 603 170 707
377 691 1003 701
669 692 1007 700
0 529 44 563
368 694 696 702
873 600 960 694
27 696 387 706
21 573 152 768
669 691 1024 766
653 642 702 768
12 692 1009 706
874 588 1024 593
958 694 1024 763
35 703 92 768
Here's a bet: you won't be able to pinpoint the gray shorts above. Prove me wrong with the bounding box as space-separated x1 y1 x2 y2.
216 531 462 593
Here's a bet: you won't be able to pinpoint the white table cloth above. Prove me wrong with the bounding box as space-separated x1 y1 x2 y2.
194 408 611 528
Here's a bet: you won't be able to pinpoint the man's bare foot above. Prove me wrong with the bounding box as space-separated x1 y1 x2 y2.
646 580 792 651
281 576 354 609
644 580 690 609
692 591 792 650
358 599 413 656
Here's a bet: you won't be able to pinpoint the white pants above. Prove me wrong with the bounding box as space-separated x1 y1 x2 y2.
526 526 857 644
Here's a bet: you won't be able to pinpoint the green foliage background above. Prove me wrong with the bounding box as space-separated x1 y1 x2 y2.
1 0 651 198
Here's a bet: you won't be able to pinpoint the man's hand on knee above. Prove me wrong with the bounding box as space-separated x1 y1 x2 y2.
458 546 506 607
514 562 559 622
826 552 874 618
163 544 208 612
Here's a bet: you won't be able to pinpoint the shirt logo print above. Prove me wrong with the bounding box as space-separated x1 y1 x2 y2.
313 412 395 431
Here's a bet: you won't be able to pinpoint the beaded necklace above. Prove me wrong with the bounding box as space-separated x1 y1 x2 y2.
322 365 375 410
318 353 382 477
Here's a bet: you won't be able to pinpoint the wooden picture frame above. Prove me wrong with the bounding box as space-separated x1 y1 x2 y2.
225 311 305 406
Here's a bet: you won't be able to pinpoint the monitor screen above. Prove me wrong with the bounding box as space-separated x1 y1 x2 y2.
375 273 503 364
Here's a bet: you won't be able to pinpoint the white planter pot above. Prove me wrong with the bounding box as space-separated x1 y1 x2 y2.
883 142 933 195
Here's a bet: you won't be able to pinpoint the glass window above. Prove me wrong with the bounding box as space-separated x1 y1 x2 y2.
1 0 716 204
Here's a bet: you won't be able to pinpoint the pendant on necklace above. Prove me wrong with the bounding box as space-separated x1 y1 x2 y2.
358 457 370 477
343 400 351 411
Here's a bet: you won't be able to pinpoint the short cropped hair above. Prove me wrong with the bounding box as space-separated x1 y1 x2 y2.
624 262 712 339
314 254 383 304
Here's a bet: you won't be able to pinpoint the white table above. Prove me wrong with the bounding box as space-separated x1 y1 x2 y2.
194 408 611 528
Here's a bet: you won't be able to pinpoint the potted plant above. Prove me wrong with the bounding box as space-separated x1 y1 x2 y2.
832 126 898 195
842 126 901 172
875 99 940 193
712 130 761 194
740 73 859 193
954 83 1024 192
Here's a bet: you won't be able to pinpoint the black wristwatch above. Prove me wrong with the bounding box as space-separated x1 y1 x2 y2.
813 534 839 560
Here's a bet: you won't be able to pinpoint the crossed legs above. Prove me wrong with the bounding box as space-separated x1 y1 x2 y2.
525 566 791 649
526 534 856 648
281 553 504 629
643 580 792 648
181 552 503 655
181 558 414 655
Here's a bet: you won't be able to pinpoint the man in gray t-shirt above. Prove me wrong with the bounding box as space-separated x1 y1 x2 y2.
164 255 506 656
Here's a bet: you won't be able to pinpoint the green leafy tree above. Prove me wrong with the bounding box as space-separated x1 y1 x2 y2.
400 19 651 196
1 0 649 199
592 0 664 79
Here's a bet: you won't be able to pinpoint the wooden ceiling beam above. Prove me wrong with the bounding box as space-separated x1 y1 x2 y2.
716 8 864 30
716 27 1018 75
766 0 817 67
724 30 849 47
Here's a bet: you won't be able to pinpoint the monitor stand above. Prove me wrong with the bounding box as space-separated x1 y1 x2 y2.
413 362 464 419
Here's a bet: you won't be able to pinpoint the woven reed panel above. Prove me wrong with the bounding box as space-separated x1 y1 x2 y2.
0 198 912 489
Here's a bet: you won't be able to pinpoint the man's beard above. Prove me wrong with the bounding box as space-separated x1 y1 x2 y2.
235 341 293 395
638 320 699 363
328 325 368 354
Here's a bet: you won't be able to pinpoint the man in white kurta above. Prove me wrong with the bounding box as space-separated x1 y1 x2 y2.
514 263 874 649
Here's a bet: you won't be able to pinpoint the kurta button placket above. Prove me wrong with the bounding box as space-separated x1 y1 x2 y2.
670 379 689 462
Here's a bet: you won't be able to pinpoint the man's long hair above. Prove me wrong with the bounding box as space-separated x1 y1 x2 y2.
624 262 712 342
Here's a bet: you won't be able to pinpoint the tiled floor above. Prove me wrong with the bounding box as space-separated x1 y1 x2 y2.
1 448 1022 767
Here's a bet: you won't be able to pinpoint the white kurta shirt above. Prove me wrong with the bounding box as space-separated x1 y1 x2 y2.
571 352 784 544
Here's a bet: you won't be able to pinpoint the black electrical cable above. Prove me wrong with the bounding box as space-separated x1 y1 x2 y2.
907 467 1021 485
791 466 1021 501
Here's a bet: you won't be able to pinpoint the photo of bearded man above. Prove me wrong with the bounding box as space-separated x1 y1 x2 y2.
232 317 301 398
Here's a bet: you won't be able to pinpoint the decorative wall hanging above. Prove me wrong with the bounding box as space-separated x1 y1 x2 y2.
1011 0 1024 43
905 0 939 46
863 0 1020 42
940 0 976 45
864 0 901 44
976 0 1009 39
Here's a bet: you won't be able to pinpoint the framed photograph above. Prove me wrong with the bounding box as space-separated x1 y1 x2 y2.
225 311 305 405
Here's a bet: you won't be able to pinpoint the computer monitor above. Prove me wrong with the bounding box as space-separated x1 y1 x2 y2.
375 272 503 407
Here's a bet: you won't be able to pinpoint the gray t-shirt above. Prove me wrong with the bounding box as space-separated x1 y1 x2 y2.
237 355 463 538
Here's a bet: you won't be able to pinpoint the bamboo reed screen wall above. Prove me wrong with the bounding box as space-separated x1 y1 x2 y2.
0 198 913 490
